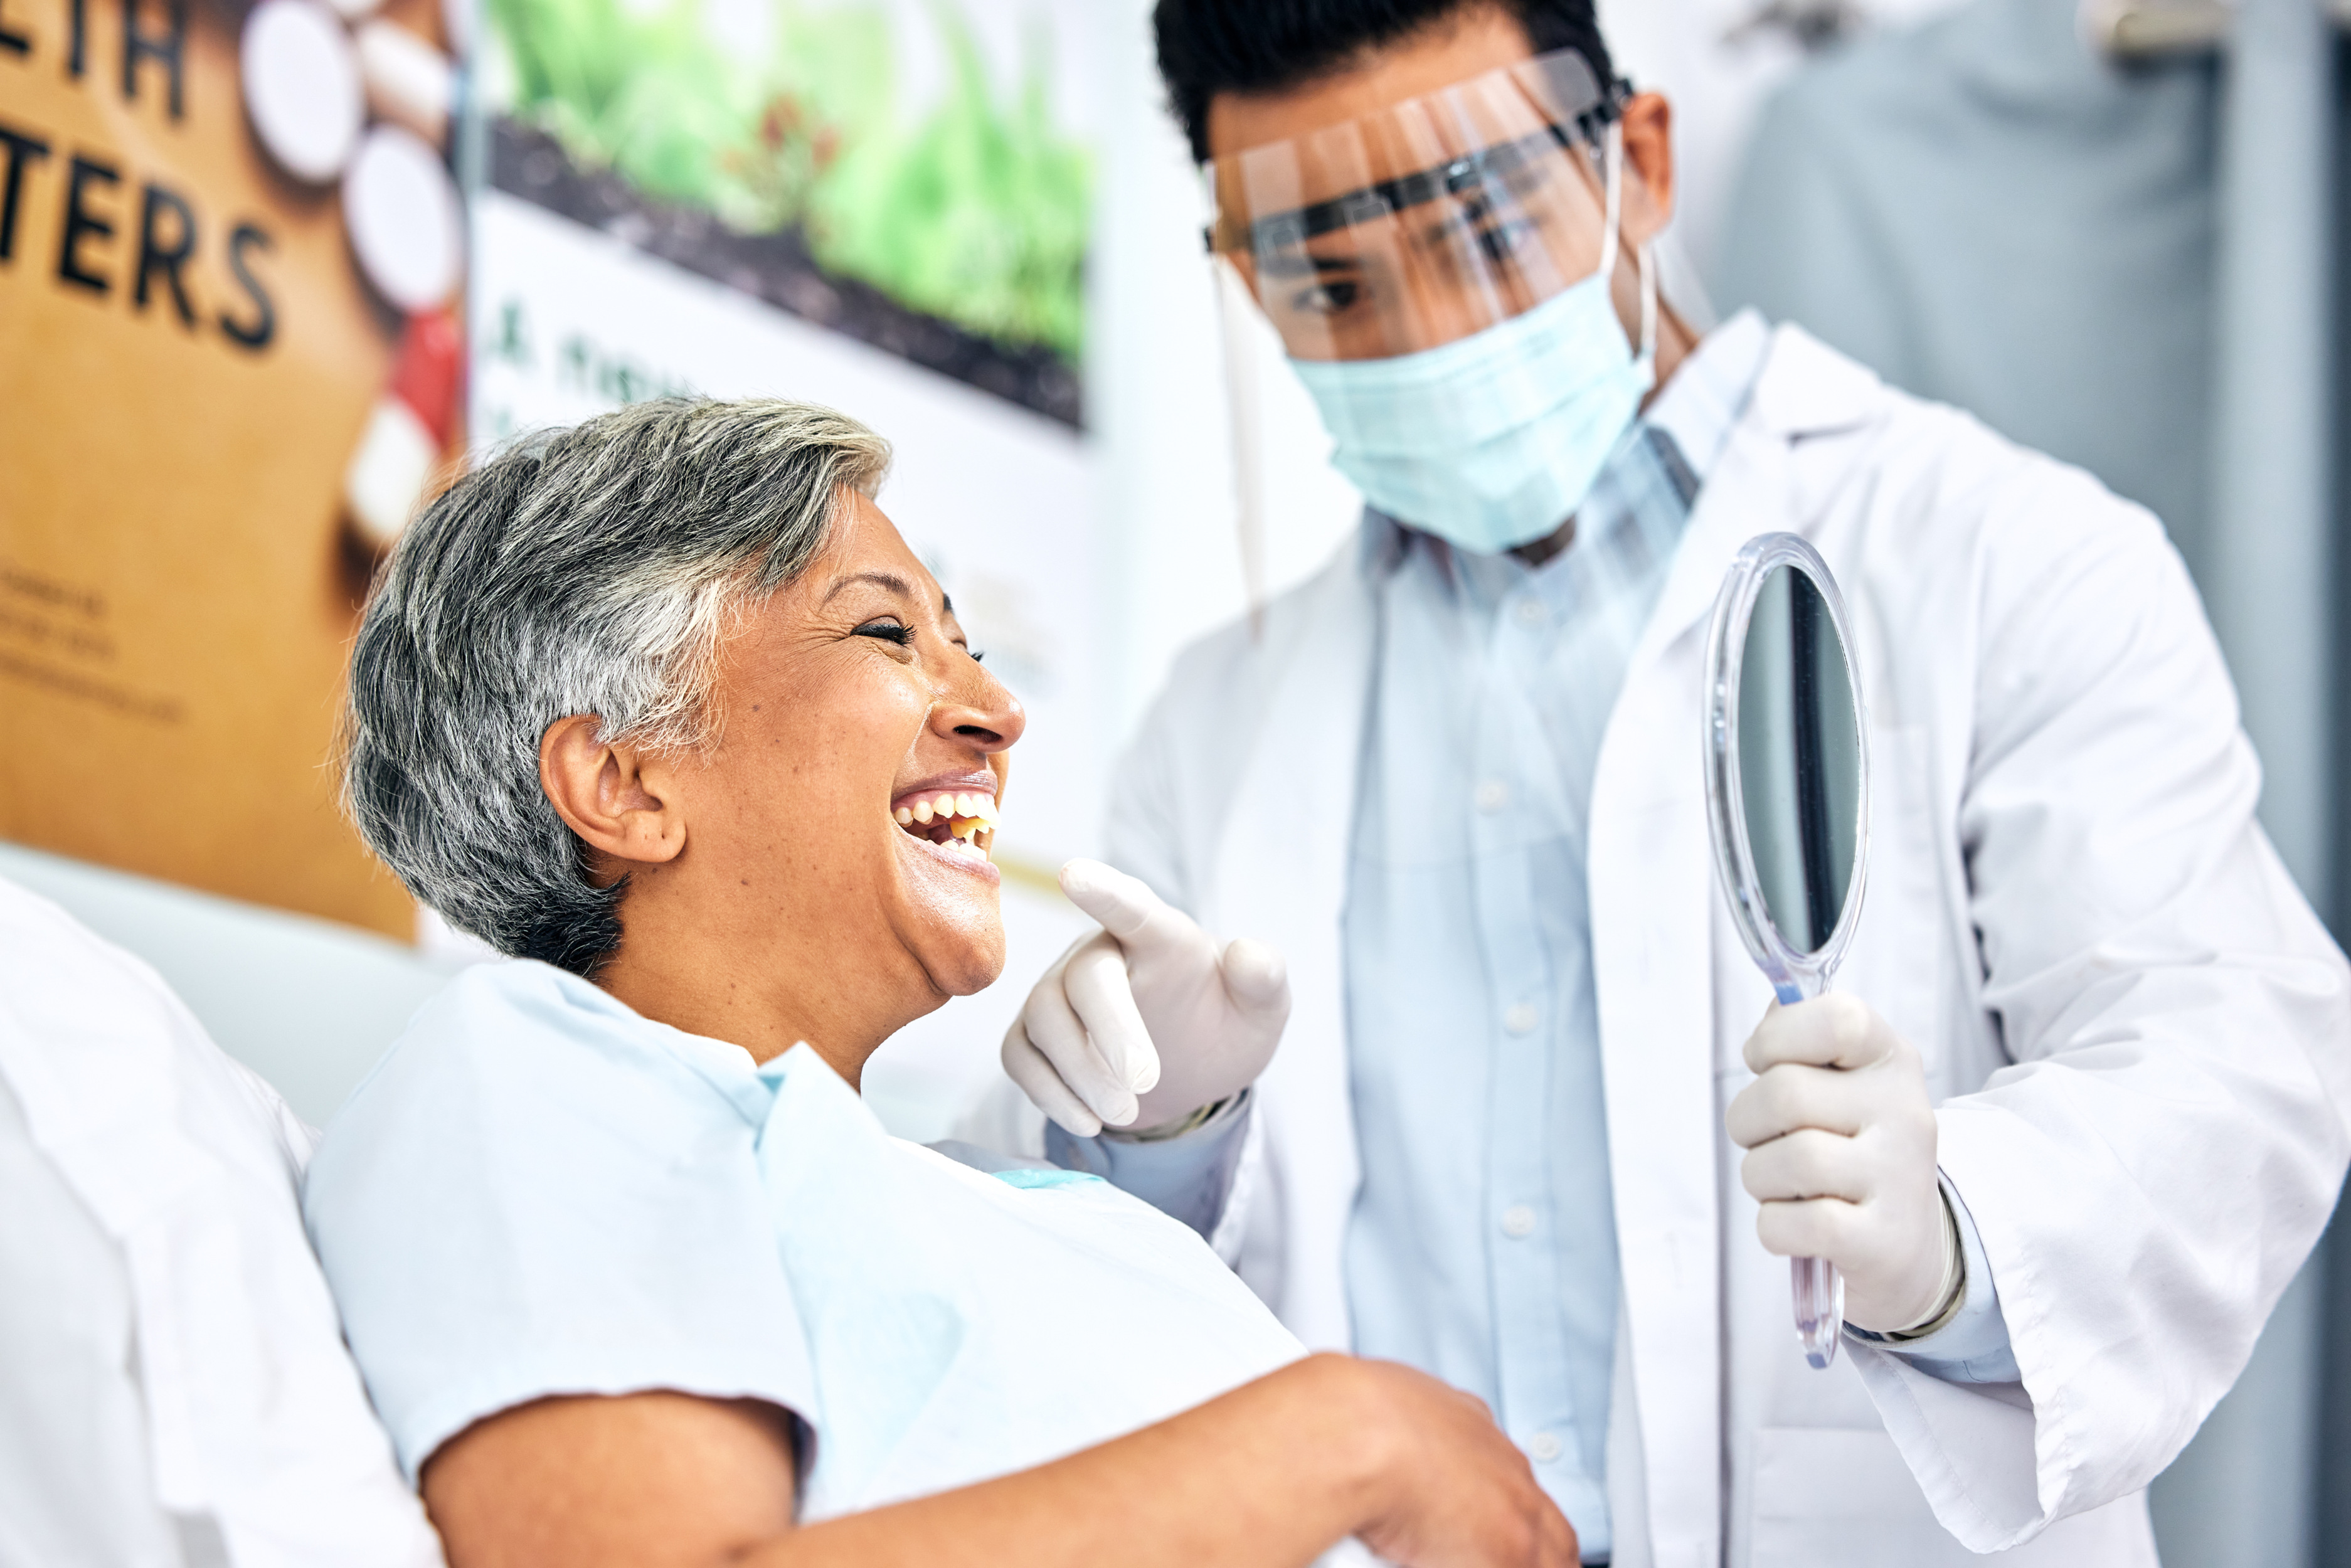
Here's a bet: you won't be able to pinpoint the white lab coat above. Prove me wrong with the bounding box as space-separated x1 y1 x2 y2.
1100 326 2351 1566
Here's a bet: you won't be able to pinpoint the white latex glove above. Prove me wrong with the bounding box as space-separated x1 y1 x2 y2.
1002 859 1290 1138
1723 993 1953 1332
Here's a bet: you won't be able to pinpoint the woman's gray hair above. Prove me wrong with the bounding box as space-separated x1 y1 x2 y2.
342 396 892 975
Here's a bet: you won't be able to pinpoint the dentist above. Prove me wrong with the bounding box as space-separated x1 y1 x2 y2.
994 2 2351 1565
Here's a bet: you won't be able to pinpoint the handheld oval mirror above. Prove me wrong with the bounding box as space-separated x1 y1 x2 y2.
1704 533 1869 1370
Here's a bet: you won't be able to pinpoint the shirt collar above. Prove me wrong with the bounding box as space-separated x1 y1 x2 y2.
1642 307 1771 489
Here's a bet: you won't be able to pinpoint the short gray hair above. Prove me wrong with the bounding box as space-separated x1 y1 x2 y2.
343 396 892 975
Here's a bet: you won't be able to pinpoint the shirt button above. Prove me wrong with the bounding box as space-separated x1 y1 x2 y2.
1515 597 1547 628
1504 1003 1539 1036
1500 1204 1537 1239
1475 779 1510 813
1529 1431 1563 1463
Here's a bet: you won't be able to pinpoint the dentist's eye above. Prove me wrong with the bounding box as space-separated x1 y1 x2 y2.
1293 278 1363 316
1471 220 1522 265
854 620 913 647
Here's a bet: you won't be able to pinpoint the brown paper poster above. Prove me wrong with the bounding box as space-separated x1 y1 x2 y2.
1 0 459 936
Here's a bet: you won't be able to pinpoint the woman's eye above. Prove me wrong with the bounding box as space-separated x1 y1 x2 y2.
854 620 913 647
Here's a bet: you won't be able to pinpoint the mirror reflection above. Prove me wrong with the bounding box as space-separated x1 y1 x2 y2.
1736 563 1862 956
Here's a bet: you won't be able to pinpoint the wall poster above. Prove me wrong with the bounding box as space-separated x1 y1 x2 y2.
1 0 467 934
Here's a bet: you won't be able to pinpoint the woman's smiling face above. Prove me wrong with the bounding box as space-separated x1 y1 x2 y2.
721 490 1021 990
560 489 1024 1069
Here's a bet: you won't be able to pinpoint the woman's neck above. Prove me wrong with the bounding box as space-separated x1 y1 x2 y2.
592 919 935 1089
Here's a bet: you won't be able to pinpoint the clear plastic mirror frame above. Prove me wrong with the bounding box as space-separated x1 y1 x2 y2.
1704 532 1871 1370
1704 532 1871 1004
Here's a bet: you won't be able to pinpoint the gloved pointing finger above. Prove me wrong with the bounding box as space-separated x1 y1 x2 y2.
1059 859 1186 947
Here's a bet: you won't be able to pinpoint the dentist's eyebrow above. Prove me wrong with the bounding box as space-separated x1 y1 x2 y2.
1260 250 1364 278
821 570 917 606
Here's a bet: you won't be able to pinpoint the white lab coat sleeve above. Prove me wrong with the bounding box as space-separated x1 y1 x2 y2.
1844 469 2351 1552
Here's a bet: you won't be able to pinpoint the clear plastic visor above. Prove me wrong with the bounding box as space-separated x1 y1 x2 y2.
1207 50 1628 363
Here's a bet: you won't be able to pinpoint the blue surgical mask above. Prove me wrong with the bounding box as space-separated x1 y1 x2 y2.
1289 136 1658 555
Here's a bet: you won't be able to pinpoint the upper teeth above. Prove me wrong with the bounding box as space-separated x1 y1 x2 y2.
894 792 998 827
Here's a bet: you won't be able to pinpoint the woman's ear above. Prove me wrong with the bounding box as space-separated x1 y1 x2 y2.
539 715 689 872
1618 91 1675 248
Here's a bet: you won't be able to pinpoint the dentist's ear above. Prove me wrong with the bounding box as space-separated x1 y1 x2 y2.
538 714 689 874
1618 91 1676 246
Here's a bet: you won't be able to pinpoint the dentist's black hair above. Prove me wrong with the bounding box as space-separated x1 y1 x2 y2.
1153 0 1616 166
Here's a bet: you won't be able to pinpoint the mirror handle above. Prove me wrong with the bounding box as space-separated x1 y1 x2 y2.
1775 976 1845 1367
1793 1256 1845 1369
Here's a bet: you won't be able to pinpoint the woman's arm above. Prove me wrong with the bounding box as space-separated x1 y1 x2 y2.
422 1353 1575 1568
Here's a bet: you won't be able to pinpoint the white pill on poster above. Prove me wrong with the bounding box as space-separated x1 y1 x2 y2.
342 126 464 312
240 0 364 184
356 19 454 147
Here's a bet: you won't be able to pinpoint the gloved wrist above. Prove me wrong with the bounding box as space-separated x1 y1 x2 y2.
1872 1185 1965 1342
1101 1088 1251 1145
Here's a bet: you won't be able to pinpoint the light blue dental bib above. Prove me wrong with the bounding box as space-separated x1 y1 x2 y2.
752 1044 1307 1517
304 961 1330 1543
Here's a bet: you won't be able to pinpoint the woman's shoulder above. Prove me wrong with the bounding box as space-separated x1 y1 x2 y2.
348 958 755 1123
300 958 808 1483
304 959 768 1237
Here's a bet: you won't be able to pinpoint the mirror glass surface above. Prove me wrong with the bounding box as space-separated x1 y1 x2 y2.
1736 564 1862 956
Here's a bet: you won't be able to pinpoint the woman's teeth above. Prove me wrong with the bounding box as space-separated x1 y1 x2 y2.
893 792 997 861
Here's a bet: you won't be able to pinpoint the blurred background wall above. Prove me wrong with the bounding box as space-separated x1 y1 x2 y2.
3 0 2347 1559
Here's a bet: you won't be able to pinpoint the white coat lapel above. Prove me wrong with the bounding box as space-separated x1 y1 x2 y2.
1201 544 1377 1350
1589 343 1826 1568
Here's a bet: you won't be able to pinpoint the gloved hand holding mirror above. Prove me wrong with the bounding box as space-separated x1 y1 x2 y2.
1706 534 1951 1369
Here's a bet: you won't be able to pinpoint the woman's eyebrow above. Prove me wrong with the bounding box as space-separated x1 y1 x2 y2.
820 570 916 605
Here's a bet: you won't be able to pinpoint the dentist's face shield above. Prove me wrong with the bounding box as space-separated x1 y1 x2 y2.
1207 49 1632 363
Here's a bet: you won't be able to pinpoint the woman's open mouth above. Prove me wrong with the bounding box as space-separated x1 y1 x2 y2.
891 786 997 864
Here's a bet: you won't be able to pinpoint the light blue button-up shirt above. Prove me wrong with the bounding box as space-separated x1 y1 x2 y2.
1057 314 2017 1556
1340 406 1709 1560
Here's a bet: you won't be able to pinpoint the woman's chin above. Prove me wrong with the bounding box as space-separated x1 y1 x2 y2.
911 920 1006 999
893 840 1007 993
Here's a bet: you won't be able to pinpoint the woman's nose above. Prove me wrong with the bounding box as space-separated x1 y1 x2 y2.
930 659 1024 755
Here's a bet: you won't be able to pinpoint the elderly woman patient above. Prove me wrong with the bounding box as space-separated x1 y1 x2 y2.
305 399 1573 1568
